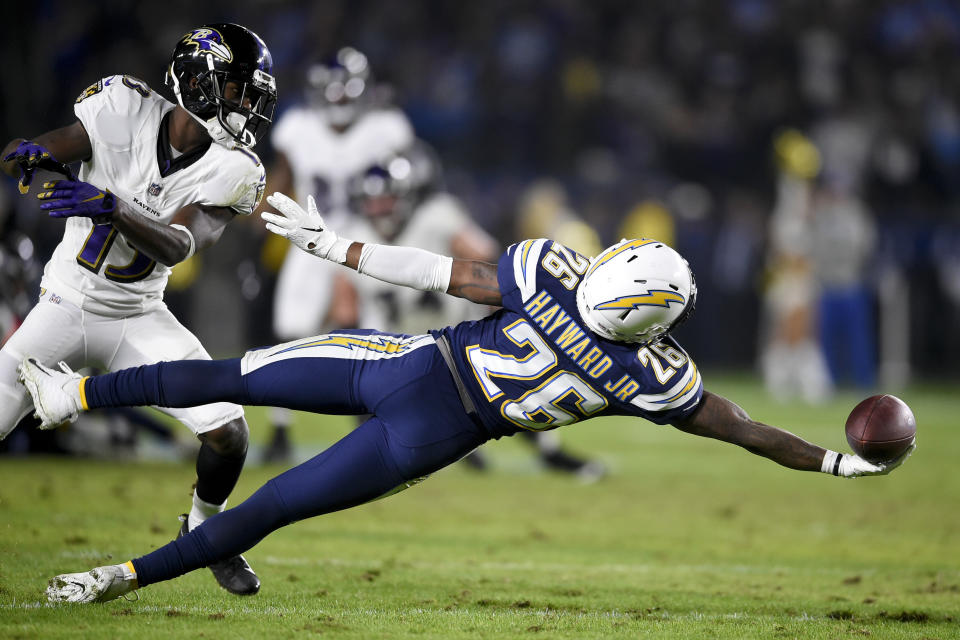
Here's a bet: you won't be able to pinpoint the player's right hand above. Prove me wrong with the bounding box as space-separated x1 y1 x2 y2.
2 140 76 194
837 440 916 478
263 192 351 263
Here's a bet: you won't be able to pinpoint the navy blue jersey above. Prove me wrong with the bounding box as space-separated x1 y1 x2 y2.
434 239 703 438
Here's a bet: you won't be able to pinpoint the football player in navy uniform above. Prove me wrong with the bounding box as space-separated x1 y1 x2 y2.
1 24 277 596
23 192 913 603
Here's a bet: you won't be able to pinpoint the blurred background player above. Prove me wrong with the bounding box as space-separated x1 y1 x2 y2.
760 130 833 403
0 23 277 596
0 201 40 347
260 46 413 460
808 172 878 390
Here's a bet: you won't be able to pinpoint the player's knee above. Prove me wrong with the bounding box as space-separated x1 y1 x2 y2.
200 418 249 457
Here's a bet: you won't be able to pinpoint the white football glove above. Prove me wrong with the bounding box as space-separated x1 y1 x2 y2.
822 440 916 478
262 193 352 263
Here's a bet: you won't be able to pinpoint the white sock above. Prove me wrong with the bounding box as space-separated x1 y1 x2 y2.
188 490 226 531
113 561 137 583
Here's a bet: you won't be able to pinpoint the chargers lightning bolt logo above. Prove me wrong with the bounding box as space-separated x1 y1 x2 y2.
594 290 686 310
277 335 414 355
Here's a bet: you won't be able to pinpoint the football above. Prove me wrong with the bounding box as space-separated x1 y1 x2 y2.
845 394 916 463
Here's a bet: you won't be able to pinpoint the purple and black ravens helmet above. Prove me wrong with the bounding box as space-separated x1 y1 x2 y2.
166 23 277 148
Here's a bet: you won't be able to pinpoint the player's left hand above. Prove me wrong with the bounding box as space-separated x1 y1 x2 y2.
838 440 916 478
36 180 116 221
263 192 351 263
2 140 76 194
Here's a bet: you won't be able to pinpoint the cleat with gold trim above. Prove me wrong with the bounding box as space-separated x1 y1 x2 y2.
47 564 137 603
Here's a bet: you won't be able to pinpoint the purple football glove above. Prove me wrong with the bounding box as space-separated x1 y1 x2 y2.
37 180 115 221
2 141 76 194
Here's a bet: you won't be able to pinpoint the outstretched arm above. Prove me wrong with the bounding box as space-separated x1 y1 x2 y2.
672 391 913 477
2 122 91 191
672 391 824 471
1 122 92 176
264 192 503 306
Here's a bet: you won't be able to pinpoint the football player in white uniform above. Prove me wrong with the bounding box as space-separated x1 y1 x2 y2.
0 23 277 596
261 47 413 461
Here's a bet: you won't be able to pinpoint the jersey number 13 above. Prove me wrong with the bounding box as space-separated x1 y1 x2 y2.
76 224 156 283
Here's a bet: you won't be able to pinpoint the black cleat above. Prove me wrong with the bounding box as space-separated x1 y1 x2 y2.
178 515 260 595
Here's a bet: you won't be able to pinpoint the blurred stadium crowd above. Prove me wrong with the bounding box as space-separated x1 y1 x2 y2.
1 0 958 430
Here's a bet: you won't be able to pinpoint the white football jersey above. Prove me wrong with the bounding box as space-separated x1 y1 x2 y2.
42 75 266 317
348 193 491 333
271 105 413 219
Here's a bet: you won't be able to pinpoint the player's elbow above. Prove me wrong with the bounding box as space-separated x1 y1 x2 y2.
159 224 200 267
148 240 193 268
153 246 189 267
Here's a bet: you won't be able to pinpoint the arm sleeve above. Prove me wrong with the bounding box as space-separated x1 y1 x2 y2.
356 243 453 293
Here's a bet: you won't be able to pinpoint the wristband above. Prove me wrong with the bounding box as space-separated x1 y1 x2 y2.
325 237 352 264
169 224 196 260
821 450 843 476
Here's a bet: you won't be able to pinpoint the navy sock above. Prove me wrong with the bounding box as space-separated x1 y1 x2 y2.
85 359 246 409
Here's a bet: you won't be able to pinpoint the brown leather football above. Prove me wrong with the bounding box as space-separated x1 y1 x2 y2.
845 394 916 464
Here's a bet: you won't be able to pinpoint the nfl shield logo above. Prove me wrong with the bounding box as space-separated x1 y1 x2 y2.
148 182 163 197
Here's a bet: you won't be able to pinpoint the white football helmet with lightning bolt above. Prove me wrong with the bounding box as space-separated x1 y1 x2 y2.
576 239 697 344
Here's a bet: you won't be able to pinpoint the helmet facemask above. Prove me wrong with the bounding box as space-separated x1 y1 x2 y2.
201 64 277 148
170 60 276 149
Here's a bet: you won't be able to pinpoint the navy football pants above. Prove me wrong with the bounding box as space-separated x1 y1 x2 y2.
83 332 488 587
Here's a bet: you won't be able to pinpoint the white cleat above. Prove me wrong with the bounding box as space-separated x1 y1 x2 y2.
46 565 137 604
17 358 83 429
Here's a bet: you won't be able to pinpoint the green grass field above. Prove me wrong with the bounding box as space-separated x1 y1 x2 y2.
1 374 958 639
